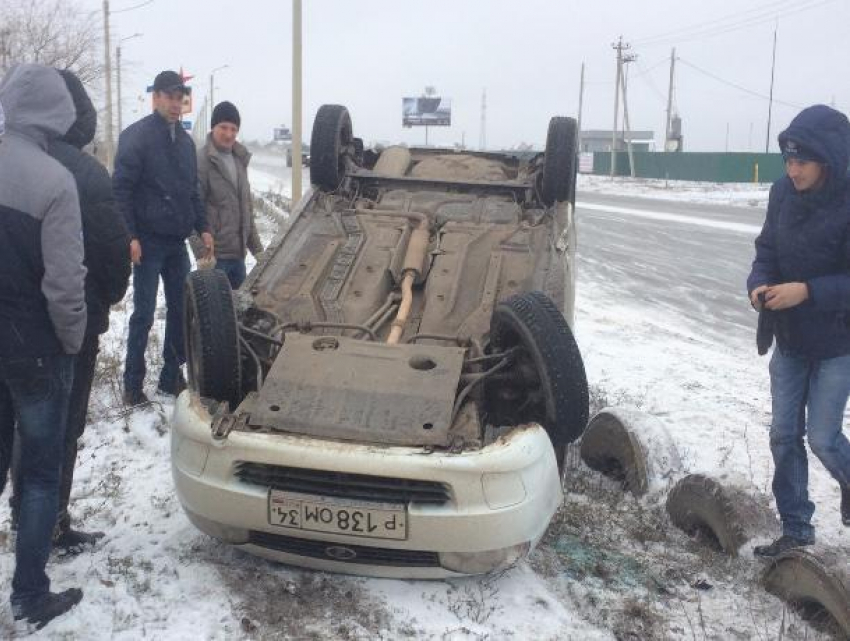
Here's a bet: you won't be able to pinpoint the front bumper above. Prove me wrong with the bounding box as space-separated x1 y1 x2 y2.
171 392 562 578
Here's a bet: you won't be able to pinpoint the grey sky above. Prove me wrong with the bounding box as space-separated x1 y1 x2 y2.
86 0 850 152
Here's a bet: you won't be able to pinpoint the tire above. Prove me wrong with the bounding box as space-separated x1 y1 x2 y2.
485 291 589 470
541 116 578 207
579 410 651 496
184 269 242 409
762 547 850 637
667 474 775 557
309 104 354 191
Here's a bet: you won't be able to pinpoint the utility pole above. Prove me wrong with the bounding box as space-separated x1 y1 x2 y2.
577 62 585 153
116 33 141 135
291 0 303 204
765 26 777 153
664 47 676 152
620 54 637 178
209 64 228 112
479 88 487 151
610 37 629 178
103 0 114 169
725 122 730 152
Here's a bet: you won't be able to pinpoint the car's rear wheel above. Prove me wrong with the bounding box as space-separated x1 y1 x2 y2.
184 269 242 409
541 116 578 207
310 104 354 191
484 291 589 472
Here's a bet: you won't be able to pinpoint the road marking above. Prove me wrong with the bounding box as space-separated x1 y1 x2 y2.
577 201 762 235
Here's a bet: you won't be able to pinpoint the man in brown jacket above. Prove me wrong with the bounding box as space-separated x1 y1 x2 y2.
195 101 262 288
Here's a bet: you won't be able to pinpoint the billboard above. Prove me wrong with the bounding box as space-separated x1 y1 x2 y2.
402 96 451 127
274 126 292 142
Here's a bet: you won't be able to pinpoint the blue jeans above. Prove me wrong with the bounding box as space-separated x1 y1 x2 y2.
215 258 247 289
0 354 74 608
124 240 190 393
769 350 850 540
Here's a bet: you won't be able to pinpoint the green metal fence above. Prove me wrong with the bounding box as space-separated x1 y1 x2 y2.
592 151 785 183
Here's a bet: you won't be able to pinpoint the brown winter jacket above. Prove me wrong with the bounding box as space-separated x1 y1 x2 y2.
194 136 262 261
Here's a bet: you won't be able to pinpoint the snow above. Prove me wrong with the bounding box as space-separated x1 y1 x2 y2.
0 172 845 639
578 173 771 209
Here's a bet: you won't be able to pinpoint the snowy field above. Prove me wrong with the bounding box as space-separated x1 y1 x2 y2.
578 173 771 209
0 167 846 640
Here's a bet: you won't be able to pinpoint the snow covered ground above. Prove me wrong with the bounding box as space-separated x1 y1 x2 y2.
578 173 771 209
0 170 845 639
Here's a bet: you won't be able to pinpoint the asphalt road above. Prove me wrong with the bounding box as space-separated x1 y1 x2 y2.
576 193 767 341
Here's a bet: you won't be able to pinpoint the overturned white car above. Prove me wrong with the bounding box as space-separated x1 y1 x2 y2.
171 105 588 577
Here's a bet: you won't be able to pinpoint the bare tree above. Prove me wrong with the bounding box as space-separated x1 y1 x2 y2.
0 0 102 83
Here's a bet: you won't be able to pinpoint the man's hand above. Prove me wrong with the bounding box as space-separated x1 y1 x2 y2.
201 232 214 258
764 282 809 310
750 284 769 310
130 239 142 265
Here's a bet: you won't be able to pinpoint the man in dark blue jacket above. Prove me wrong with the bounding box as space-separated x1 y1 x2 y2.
747 104 850 556
113 70 213 406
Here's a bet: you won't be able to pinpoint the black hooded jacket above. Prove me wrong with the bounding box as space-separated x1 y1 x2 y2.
748 105 850 359
49 70 130 336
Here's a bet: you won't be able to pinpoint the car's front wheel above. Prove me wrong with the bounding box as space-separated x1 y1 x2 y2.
184 269 242 409
484 291 589 472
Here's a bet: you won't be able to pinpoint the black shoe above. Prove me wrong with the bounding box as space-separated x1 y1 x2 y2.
122 388 150 407
54 527 105 555
842 486 850 527
157 372 187 397
13 588 83 632
753 534 813 558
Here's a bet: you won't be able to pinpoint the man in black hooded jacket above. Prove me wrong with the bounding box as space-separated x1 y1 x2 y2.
748 104 850 556
10 70 131 551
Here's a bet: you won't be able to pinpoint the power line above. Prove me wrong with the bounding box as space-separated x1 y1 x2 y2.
635 0 835 47
677 57 802 109
111 0 154 14
634 0 797 44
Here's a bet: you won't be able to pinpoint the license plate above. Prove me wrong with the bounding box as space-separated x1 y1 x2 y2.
268 490 407 540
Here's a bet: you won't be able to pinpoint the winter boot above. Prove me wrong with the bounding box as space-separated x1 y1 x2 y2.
122 388 150 407
753 534 813 558
157 371 186 397
54 527 105 555
13 588 83 633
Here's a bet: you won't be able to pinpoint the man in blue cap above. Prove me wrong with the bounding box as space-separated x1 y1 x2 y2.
113 70 213 405
748 104 850 556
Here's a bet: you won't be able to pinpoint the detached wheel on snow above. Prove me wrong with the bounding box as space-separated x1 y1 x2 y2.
541 116 578 207
184 269 242 409
762 547 850 637
665 474 778 556
484 291 589 472
310 104 355 191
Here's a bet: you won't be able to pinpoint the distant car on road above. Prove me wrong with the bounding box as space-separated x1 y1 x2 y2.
285 146 310 168
173 104 587 577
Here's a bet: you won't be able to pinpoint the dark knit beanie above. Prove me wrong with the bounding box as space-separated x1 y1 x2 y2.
211 101 240 129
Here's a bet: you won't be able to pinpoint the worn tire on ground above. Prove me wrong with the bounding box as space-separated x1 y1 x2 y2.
665 474 779 556
485 291 589 472
580 409 651 495
762 547 850 638
541 116 578 207
309 104 354 191
184 268 242 409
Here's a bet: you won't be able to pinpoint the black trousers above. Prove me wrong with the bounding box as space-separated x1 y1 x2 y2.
9 333 99 532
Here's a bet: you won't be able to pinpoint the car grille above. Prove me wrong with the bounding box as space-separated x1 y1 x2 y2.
234 462 451 505
248 531 440 567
